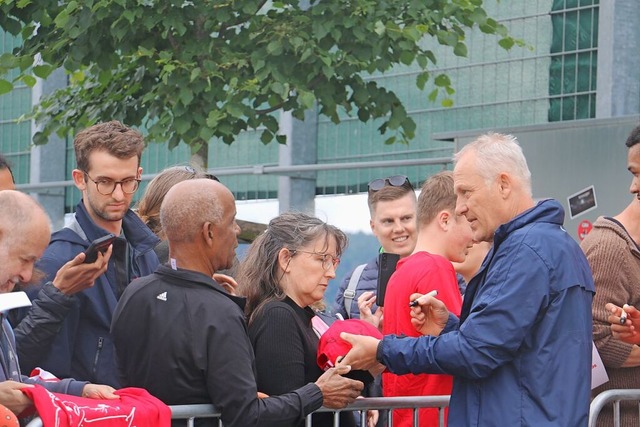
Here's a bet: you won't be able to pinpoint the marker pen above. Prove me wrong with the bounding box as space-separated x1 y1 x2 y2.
409 290 438 307
620 304 629 325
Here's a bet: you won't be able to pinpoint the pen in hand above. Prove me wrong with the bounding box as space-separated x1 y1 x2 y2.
409 290 438 307
620 304 630 324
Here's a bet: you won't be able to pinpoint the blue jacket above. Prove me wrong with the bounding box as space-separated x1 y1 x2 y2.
13 200 159 387
379 199 595 426
0 316 86 396
334 257 379 319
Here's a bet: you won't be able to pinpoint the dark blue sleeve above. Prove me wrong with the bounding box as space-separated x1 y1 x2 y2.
382 243 551 380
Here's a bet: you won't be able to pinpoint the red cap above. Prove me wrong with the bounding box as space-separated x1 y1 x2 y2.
317 319 383 370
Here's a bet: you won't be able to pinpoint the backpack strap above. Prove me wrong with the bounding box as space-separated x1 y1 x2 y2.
65 213 88 242
343 263 367 317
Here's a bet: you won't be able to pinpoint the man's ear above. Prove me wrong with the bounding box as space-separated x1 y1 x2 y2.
72 169 87 191
497 172 512 198
437 210 451 231
203 222 215 245
277 248 292 272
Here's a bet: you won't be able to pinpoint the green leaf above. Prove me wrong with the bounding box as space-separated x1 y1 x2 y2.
416 54 428 69
434 74 451 87
0 54 17 69
441 98 454 108
199 126 214 142
190 67 201 82
428 89 438 102
266 40 283 55
384 136 396 145
21 75 37 87
0 80 13 95
32 64 54 79
260 130 274 144
399 51 415 66
498 37 515 50
54 10 71 28
226 103 244 118
453 42 468 57
374 21 385 36
206 110 225 128
174 116 190 134
416 72 429 90
179 88 194 106
275 134 287 144
299 91 316 109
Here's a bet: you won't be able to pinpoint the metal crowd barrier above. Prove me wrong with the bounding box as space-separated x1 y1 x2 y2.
306 395 450 427
25 396 450 427
589 389 640 427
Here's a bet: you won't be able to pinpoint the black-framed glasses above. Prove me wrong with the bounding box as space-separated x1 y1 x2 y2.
181 165 219 182
83 172 141 195
368 175 412 192
292 250 340 271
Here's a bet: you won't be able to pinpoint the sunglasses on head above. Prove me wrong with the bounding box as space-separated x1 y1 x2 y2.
368 175 412 192
181 165 220 182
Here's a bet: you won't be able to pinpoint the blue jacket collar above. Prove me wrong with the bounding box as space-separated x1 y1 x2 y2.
492 199 565 246
57 199 160 253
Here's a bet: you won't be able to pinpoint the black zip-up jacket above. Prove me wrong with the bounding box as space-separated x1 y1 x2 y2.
12 200 160 387
111 265 323 427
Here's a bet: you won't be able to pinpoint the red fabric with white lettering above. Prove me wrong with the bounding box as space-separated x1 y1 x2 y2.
21 385 170 427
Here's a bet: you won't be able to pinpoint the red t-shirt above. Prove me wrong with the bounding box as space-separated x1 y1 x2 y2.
21 385 171 427
382 251 462 427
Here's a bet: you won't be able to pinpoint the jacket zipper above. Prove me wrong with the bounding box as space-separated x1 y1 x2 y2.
92 337 104 378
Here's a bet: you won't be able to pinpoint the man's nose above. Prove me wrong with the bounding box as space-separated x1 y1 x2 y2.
19 266 33 284
111 183 126 200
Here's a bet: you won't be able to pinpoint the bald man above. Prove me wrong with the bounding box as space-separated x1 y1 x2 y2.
0 191 117 416
112 179 363 427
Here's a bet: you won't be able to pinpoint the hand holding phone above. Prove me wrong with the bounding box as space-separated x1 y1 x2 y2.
376 252 400 307
83 234 116 263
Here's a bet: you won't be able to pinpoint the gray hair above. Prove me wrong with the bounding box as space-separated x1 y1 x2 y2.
160 179 224 244
0 190 49 245
454 133 532 197
237 212 347 324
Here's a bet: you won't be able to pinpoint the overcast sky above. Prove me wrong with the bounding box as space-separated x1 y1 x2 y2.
236 194 373 234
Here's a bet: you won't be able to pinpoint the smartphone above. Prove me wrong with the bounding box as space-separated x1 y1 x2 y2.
376 252 400 307
83 233 116 263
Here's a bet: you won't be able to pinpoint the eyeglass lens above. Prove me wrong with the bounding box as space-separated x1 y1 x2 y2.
97 179 139 195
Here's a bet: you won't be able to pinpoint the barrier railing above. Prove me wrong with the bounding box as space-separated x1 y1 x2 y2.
306 395 450 427
24 396 450 427
24 388 640 426
588 389 640 427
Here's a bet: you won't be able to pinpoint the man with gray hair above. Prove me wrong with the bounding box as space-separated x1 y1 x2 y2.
0 191 117 415
111 179 363 427
340 133 595 426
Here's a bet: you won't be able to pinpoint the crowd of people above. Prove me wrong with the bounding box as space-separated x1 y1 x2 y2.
0 121 639 426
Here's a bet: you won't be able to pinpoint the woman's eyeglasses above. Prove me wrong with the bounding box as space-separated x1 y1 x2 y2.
368 175 412 192
292 250 340 271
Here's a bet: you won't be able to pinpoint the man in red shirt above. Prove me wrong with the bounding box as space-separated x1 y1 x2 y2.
382 171 474 427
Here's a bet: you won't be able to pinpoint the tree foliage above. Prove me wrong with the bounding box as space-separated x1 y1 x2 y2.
0 0 519 152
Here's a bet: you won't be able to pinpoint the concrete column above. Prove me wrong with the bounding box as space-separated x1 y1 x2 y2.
278 108 318 214
596 0 640 117
30 68 68 230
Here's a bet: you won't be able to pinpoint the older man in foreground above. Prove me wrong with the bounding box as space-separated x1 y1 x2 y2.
340 133 595 426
